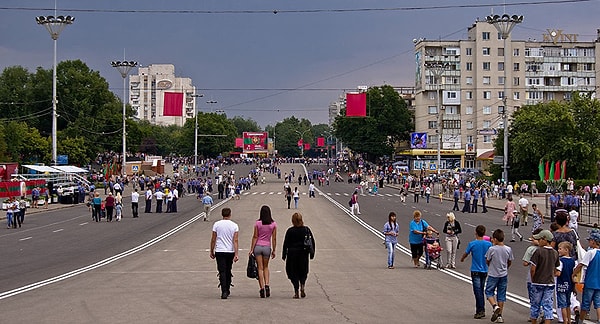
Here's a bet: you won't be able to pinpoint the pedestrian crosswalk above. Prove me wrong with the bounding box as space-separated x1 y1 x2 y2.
242 191 402 197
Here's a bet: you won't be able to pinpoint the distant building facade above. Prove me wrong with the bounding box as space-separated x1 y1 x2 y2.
413 20 600 171
129 64 198 127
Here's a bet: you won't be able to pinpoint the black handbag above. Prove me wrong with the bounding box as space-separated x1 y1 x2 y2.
304 227 315 256
246 253 258 279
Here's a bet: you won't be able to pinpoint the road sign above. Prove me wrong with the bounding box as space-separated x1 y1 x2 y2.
493 156 504 165
429 164 437 171
477 128 498 135
132 165 139 172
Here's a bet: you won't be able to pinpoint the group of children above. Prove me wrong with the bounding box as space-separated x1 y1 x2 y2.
462 224 600 324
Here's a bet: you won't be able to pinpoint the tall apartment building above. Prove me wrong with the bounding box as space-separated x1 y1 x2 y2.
412 20 600 172
128 64 198 127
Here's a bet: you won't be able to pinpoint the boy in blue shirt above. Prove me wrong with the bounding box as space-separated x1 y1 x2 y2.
461 225 493 319
572 230 600 324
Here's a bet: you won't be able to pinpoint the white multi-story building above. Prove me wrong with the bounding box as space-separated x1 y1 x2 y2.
128 64 198 127
413 20 600 171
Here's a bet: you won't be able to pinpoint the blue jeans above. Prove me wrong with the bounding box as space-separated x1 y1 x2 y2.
386 242 395 267
471 272 488 314
581 287 600 312
530 284 555 320
485 275 508 302
294 197 299 209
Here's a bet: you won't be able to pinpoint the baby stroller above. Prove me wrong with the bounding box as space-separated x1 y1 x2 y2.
424 235 443 270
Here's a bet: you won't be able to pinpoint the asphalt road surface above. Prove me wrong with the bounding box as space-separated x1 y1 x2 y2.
0 163 585 323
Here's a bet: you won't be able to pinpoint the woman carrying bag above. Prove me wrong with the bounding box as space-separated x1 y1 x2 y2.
249 205 277 298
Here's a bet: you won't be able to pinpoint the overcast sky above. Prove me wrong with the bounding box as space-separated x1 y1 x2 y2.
1 0 599 128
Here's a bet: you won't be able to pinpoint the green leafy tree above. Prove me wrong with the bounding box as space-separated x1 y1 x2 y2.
230 116 261 135
333 85 413 161
504 92 600 181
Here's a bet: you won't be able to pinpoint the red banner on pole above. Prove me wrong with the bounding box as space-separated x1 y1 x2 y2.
235 138 243 148
317 137 325 147
346 92 367 117
297 139 303 147
303 143 311 151
163 92 184 116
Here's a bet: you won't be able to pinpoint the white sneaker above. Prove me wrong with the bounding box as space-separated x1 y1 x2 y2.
491 305 501 322
495 315 504 323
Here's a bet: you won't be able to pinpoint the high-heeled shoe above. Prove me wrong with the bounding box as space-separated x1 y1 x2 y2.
259 288 265 298
265 285 270 298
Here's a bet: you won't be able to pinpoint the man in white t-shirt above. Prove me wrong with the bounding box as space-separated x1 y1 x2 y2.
131 189 140 218
518 195 529 226
210 208 239 299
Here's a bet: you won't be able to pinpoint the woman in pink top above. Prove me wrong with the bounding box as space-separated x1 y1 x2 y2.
502 196 516 226
249 205 277 298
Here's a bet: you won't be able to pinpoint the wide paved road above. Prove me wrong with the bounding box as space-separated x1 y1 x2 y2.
0 163 541 323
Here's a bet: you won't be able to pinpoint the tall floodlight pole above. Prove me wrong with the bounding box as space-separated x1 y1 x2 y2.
36 15 75 165
487 14 523 183
111 60 138 177
425 61 450 175
191 94 204 172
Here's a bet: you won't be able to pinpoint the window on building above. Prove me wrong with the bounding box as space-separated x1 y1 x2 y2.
483 120 491 128
429 92 436 100
465 106 473 114
466 48 472 56
483 106 492 115
483 76 491 85
447 92 458 99
498 47 505 56
483 62 491 70
513 92 520 100
446 106 459 115
483 47 490 55
498 91 505 99
513 77 520 86
430 134 439 144
466 77 473 85
483 135 492 143
498 76 505 85
445 48 458 55
466 62 473 71
547 92 555 101
466 121 474 129
513 63 520 71
483 91 491 99
498 62 505 71
513 48 520 56
482 32 490 40
428 106 438 114
467 135 473 143
498 105 506 114
583 63 593 71
428 121 438 129
465 91 473 100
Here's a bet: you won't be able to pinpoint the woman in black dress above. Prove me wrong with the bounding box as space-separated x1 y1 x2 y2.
282 212 315 298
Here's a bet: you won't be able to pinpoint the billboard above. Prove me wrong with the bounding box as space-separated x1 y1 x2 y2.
410 132 428 149
243 132 269 152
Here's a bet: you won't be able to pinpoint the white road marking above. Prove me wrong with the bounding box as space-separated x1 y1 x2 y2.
19 237 32 241
53 229 64 233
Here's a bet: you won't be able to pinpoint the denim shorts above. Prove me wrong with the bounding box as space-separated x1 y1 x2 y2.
581 287 600 311
556 291 571 309
485 275 508 302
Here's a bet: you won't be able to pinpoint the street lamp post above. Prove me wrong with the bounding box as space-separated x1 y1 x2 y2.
191 94 204 172
424 61 450 174
295 129 310 157
487 14 523 182
36 15 75 165
111 60 138 177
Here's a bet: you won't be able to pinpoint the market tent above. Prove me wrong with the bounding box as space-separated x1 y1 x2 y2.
51 165 88 173
23 165 62 173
